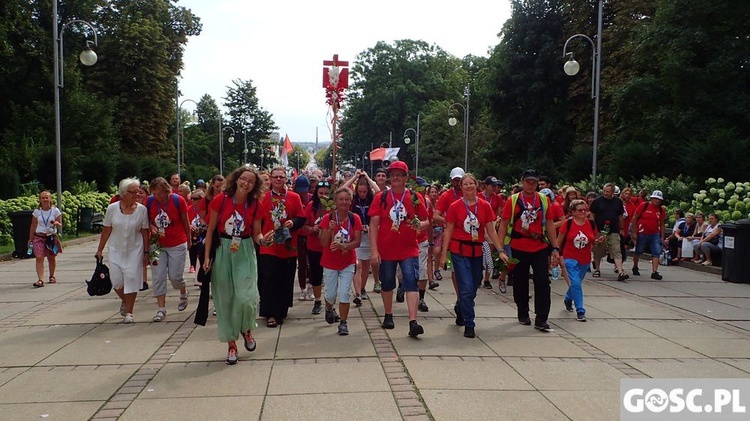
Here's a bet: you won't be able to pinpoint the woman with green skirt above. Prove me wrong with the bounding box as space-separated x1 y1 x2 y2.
203 166 273 365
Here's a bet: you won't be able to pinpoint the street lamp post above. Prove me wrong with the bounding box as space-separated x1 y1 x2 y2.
176 98 198 175
562 0 603 186
53 0 98 223
403 114 420 176
295 150 302 173
361 151 370 172
448 85 470 171
220 125 235 174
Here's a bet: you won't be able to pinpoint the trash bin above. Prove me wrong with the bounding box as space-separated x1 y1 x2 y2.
79 207 94 232
9 210 34 258
721 219 750 284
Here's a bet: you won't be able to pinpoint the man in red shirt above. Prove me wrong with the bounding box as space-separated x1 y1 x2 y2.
369 161 430 337
497 169 560 332
258 167 306 327
629 190 667 280
433 167 465 299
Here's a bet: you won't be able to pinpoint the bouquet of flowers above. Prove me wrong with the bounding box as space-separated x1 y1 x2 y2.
149 234 163 266
596 220 611 247
271 197 287 229
492 251 519 273
405 179 423 230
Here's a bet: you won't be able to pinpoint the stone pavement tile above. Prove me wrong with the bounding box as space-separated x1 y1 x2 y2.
0 401 102 420
388 319 495 357
543 390 620 421
0 301 41 320
0 283 79 303
601 280 694 297
483 336 593 358
274 318 376 359
625 358 750 378
0 367 27 387
668 338 750 358
575 281 621 296
421 390 568 421
553 319 658 338
402 357 533 390
472 303 520 318
474 319 555 337
21 297 121 325
719 359 750 373
121 396 263 421
267 361 388 394
584 296 685 319
186 320 280 342
170 339 276 362
628 319 744 339
584 338 703 359
507 360 625 391
728 321 750 332
262 392 399 421
709 297 750 310
139 361 271 398
39 324 178 366
0 365 137 403
660 281 750 298
650 297 750 321
0 324 93 366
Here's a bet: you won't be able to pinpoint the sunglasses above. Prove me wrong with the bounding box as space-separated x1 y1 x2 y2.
191 197 201 200
318 182 331 188
271 175 286 179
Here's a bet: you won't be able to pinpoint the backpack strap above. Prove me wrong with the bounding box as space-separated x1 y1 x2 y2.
146 195 154 211
171 193 180 211
505 192 549 245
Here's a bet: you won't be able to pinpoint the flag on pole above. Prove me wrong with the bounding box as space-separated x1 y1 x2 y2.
281 134 294 167
369 147 400 161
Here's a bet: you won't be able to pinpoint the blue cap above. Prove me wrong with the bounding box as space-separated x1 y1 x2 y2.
540 188 555 200
415 176 429 188
294 175 310 192
196 179 206 186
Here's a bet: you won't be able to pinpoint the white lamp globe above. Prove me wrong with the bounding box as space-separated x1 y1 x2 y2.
79 48 98 66
564 59 580 76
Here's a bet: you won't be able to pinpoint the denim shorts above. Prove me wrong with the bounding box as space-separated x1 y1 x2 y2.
635 233 662 258
379 257 419 292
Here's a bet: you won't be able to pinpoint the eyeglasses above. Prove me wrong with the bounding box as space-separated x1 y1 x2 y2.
271 175 286 179
126 190 139 194
574 208 587 212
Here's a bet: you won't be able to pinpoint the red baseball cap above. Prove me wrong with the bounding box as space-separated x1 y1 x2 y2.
387 161 409 174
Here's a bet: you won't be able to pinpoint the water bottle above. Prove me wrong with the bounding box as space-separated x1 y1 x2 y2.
26 243 34 257
551 266 560 281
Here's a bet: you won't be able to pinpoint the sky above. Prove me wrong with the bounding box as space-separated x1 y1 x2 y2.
177 0 512 144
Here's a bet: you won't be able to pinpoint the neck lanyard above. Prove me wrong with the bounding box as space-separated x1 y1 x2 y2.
272 189 287 207
40 208 52 228
390 188 407 216
483 192 493 207
334 211 351 232
452 189 461 201
522 192 538 210
463 198 479 222
356 196 369 221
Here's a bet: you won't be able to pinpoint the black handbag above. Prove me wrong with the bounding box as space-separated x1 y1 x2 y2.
87 256 112 296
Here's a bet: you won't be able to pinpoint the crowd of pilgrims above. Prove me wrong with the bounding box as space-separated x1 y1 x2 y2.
92 161 671 365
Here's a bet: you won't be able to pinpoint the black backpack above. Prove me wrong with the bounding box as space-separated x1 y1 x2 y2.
87 256 112 296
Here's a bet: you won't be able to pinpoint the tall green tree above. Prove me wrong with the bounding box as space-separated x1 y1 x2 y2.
223 79 278 168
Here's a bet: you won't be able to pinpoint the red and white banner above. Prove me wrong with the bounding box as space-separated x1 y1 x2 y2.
369 147 400 161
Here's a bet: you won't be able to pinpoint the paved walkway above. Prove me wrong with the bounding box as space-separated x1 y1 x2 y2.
0 238 749 420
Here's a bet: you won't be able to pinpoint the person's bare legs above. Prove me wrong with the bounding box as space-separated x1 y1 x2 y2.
35 256 45 281
381 290 393 314
47 256 56 279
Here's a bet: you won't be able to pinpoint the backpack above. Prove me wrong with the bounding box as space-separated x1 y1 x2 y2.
559 217 597 254
87 256 112 296
146 193 181 214
504 192 549 245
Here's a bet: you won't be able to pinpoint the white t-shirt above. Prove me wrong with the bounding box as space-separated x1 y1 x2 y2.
103 202 149 260
33 207 62 235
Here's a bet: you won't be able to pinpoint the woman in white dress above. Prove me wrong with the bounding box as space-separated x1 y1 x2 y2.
95 178 150 324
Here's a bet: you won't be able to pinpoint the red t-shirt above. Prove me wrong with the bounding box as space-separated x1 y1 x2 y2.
320 212 362 270
197 196 213 225
480 191 503 216
109 194 121 204
623 201 637 235
147 194 189 247
436 188 463 215
304 203 327 252
634 202 665 235
208 193 264 237
501 192 550 253
549 202 565 223
555 195 565 205
259 189 305 258
368 189 429 261
417 192 429 244
446 198 496 257
559 218 598 265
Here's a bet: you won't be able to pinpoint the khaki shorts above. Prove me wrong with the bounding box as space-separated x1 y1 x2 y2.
593 233 622 261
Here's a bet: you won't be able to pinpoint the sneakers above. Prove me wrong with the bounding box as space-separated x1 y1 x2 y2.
618 272 630 282
651 271 663 280
434 269 443 281
534 321 551 332
576 312 587 322
373 282 382 293
353 295 362 307
454 303 464 326
242 330 256 352
463 326 475 338
153 310 166 322
418 299 429 312
396 287 405 303
518 317 532 326
483 281 493 289
564 298 574 313
408 320 424 337
337 321 349 336
325 308 340 324
225 342 238 365
382 314 395 329
632 267 641 276
305 283 314 300
428 280 440 290
120 302 127 316
312 301 323 315
299 289 307 301
189 266 196 273
499 280 507 293
360 289 369 301
140 282 149 291
178 293 189 311
123 313 134 324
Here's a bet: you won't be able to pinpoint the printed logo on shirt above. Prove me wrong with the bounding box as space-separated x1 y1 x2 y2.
224 210 246 236
389 203 407 224
154 209 171 229
573 231 589 249
334 227 350 244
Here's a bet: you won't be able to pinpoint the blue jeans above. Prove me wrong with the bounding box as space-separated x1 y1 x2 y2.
635 233 662 258
564 259 588 314
379 257 419 292
452 254 483 327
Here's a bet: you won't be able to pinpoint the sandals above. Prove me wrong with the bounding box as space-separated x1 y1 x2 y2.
33 280 44 288
177 293 188 311
153 310 166 322
592 270 601 278
48 276 57 284
266 318 278 328
434 270 443 281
